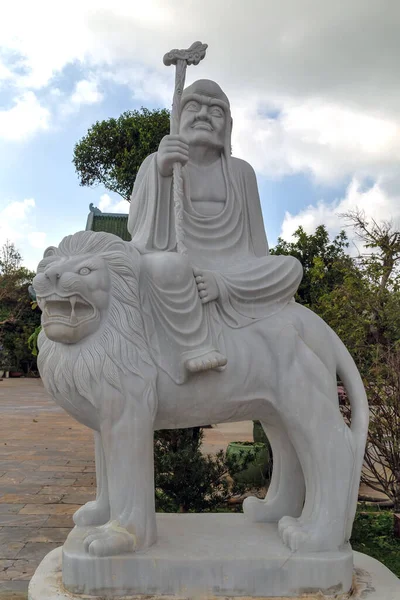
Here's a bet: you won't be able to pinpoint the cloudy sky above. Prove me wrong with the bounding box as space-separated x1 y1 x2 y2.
1 0 400 269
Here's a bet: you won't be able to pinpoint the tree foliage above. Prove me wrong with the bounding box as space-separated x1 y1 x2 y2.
271 215 400 514
0 241 41 372
154 428 258 512
73 108 170 201
271 225 353 307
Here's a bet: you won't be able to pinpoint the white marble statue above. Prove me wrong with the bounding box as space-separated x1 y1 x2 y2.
33 212 368 562
32 55 371 595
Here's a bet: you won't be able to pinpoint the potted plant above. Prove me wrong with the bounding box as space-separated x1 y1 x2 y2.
226 440 271 487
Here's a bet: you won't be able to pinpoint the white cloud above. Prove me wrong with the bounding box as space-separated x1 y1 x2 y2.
0 198 44 266
27 231 47 249
71 79 103 105
60 78 104 116
98 193 129 214
1 0 400 222
232 97 400 184
280 175 400 253
0 92 50 141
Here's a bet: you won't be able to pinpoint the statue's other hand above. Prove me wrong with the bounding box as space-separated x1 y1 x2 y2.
193 267 219 304
157 135 189 177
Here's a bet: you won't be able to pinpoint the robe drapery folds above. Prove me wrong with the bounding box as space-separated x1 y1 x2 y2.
128 152 303 329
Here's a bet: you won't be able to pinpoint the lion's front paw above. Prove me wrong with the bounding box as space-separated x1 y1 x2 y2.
84 521 136 556
73 500 110 527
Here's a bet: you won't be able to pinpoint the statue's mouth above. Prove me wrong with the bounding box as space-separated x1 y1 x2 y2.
37 293 96 327
192 122 213 131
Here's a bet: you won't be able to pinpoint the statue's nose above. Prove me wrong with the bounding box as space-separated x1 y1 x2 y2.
196 105 210 120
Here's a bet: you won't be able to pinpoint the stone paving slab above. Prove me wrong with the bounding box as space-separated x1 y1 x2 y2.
0 379 96 597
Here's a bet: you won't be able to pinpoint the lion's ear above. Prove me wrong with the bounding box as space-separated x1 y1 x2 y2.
43 246 58 258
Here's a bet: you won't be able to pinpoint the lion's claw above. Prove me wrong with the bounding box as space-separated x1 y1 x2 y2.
84 522 136 556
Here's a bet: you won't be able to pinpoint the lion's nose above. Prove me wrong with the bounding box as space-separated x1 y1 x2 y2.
45 269 61 284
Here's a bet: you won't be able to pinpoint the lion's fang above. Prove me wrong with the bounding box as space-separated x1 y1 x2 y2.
70 295 78 325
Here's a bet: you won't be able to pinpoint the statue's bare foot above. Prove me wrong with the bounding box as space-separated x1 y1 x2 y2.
84 521 136 556
185 350 227 373
73 500 110 527
193 267 219 304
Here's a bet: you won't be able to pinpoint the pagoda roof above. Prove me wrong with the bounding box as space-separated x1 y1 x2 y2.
85 203 131 241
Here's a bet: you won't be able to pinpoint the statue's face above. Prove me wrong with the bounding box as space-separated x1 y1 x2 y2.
33 254 110 344
180 96 226 149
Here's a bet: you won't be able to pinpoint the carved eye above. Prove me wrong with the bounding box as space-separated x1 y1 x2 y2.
210 106 223 118
185 101 200 112
79 267 91 276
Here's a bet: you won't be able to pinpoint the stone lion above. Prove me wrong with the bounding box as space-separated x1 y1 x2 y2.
33 230 368 558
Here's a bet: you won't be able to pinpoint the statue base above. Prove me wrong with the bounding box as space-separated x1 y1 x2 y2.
26 513 382 598
28 552 400 600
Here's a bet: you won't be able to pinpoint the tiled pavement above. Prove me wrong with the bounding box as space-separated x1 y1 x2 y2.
0 379 96 598
0 378 254 599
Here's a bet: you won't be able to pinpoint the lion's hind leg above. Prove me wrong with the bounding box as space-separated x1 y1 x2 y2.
74 431 110 527
243 417 304 523
277 329 355 553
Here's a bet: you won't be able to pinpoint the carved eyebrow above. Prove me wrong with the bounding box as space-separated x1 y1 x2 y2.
76 258 99 270
184 100 201 109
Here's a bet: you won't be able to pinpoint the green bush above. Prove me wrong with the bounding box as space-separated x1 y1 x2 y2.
351 510 400 576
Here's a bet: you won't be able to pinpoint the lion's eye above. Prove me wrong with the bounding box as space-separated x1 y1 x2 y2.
79 267 91 276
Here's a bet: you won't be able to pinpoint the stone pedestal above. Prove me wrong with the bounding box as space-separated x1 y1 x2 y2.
60 514 353 597
31 513 399 599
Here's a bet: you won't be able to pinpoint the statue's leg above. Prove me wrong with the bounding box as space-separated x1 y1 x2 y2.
141 252 227 375
277 330 355 552
243 419 304 523
83 395 157 556
73 431 110 527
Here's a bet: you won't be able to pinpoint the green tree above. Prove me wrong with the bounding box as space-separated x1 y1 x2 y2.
312 212 400 517
271 225 353 307
73 108 170 201
0 241 41 372
315 211 400 374
154 428 257 513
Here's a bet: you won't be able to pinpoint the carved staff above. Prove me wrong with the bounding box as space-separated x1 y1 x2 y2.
163 41 208 254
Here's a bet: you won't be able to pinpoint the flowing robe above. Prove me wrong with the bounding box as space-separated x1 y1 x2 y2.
128 153 303 381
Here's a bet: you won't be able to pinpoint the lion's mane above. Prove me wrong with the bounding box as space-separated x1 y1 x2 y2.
38 231 155 407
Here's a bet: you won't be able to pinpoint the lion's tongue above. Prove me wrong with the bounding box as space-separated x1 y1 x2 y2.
70 295 78 325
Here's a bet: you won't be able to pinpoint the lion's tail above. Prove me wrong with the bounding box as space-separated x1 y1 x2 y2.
331 328 369 540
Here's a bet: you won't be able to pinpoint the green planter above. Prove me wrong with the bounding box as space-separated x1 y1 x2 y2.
226 441 271 487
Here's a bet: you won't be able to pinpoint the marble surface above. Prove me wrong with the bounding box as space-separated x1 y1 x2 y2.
29 528 400 598
61 515 353 596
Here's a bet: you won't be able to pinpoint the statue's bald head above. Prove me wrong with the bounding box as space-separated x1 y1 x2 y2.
181 79 230 108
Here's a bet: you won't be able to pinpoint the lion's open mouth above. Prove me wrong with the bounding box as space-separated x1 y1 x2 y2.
38 293 95 326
